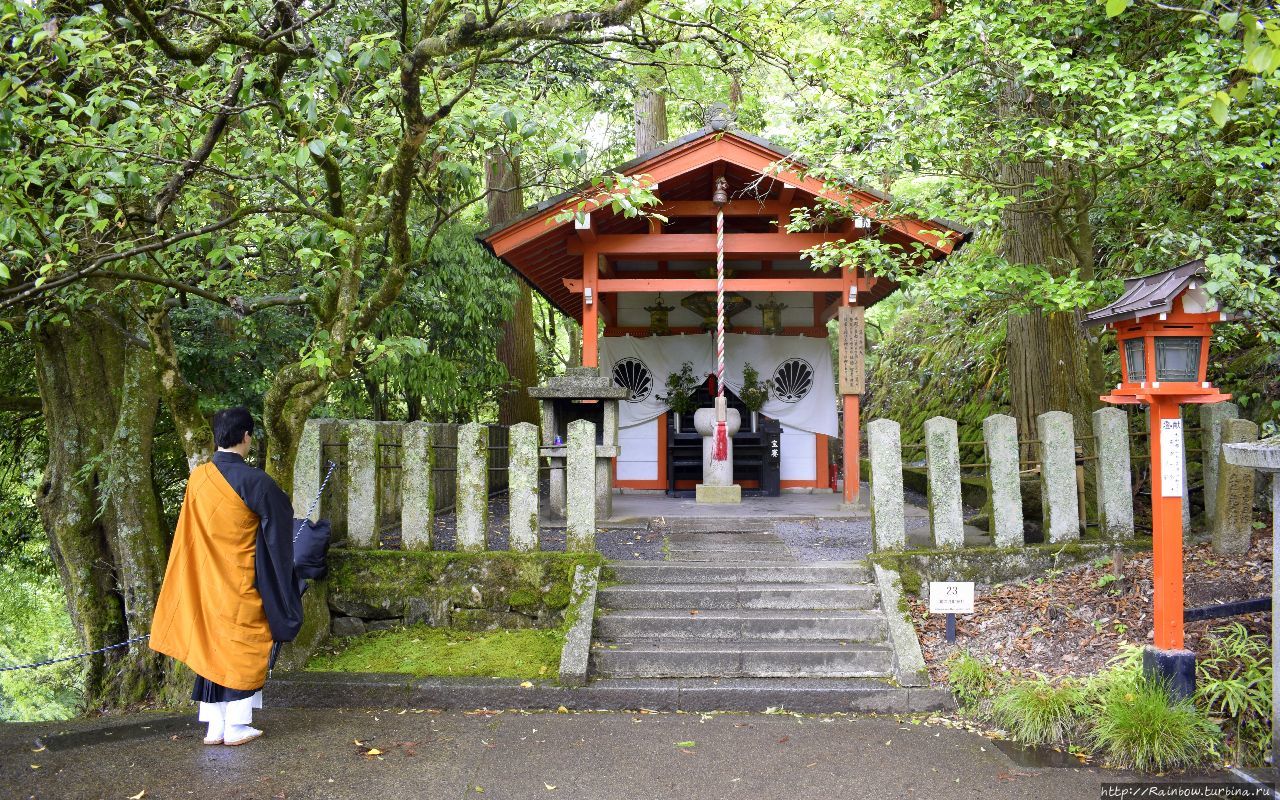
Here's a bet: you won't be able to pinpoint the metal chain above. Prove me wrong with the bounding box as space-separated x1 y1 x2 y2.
1 460 339 673
0 634 152 673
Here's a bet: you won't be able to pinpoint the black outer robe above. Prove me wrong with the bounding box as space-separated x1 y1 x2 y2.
192 451 303 703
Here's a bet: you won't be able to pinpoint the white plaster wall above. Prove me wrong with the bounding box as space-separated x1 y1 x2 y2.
780 425 817 481
616 418 659 481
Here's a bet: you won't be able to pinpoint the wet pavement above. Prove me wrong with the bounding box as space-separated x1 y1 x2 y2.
2 707 1132 800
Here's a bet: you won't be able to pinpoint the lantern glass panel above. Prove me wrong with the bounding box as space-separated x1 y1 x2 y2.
1123 338 1146 383
1155 336 1202 382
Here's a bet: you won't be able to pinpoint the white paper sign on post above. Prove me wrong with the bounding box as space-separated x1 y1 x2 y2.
929 582 975 614
1160 418 1184 498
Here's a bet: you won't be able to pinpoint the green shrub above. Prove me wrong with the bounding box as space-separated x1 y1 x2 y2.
1196 623 1272 767
0 539 83 721
947 650 1000 709
1088 674 1220 772
991 676 1085 747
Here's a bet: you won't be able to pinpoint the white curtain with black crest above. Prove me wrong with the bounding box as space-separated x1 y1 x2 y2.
600 333 838 437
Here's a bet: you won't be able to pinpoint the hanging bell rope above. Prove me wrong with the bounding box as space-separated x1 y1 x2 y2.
712 176 729 462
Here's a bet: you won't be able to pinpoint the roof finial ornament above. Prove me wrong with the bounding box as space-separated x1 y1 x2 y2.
703 102 735 131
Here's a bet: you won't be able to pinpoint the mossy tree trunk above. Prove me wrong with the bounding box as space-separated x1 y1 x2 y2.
488 148 540 427
32 305 188 710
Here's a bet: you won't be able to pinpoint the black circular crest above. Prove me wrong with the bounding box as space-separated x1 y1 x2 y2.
612 357 653 403
772 358 814 403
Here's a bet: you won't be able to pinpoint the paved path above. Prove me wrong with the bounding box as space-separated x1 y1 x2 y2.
3 708 1125 800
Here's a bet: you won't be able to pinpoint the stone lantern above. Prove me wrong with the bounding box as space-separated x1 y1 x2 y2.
1084 259 1231 697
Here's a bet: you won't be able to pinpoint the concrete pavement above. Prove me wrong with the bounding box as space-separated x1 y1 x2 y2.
4 708 1126 800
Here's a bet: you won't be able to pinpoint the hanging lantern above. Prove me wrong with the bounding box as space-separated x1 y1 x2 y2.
645 294 674 335
758 294 788 335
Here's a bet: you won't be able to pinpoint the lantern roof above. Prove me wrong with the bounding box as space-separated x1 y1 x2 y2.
1084 260 1207 328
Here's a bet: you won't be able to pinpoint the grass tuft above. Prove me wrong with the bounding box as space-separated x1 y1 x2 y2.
991 676 1084 747
1087 674 1220 772
946 650 1000 709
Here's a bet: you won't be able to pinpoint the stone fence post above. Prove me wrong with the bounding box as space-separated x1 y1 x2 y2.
1037 411 1080 543
1092 407 1134 540
867 418 905 551
508 422 540 552
983 414 1023 548
1213 417 1259 554
566 419 597 552
1201 402 1240 522
292 418 337 523
925 416 964 549
401 421 436 550
457 422 489 552
346 420 381 547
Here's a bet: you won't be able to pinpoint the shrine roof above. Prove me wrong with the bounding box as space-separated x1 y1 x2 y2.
477 126 972 319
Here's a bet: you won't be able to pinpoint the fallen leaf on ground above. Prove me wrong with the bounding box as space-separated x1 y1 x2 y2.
544 783 557 791
520 681 534 688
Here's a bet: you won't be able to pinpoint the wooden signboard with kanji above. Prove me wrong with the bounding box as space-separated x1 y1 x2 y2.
838 306 865 395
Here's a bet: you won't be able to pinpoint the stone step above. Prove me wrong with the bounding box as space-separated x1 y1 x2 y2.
266 672 953 714
609 561 870 585
595 609 888 642
665 533 785 545
597 583 879 611
590 640 895 678
667 549 796 563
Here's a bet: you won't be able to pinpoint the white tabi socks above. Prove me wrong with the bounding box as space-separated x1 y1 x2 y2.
223 691 264 746
199 691 264 746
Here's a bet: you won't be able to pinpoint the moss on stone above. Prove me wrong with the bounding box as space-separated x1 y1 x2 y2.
306 625 563 679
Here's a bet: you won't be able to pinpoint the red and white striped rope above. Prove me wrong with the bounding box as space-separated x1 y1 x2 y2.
716 207 725 398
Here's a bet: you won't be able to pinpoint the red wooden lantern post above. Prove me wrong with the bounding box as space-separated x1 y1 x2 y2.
1084 260 1230 697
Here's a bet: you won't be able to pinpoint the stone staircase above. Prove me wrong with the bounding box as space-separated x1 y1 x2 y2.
590 532 896 680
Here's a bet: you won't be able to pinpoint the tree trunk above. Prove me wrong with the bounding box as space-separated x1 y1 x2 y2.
997 84 1100 455
32 307 186 710
487 147 540 426
635 87 668 156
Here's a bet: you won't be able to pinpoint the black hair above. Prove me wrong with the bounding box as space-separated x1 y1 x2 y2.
212 406 254 449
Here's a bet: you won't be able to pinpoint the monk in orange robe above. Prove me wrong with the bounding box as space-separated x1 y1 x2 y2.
151 406 303 746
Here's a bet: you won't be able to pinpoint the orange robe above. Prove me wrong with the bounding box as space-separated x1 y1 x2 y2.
150 461 274 691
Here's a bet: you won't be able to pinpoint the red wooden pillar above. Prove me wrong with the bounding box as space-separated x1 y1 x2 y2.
1149 396 1186 650
582 247 599 368
844 395 860 504
841 262 860 504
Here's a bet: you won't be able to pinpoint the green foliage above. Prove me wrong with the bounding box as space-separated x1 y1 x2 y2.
1196 624 1273 767
991 676 1086 747
307 626 563 679
864 289 1006 460
738 362 770 412
946 650 1001 708
661 362 701 416
0 539 82 721
1087 674 1220 772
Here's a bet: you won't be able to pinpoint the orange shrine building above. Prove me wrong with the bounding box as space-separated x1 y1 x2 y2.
480 125 969 503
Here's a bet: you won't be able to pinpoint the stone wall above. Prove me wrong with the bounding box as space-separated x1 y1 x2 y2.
325 550 604 637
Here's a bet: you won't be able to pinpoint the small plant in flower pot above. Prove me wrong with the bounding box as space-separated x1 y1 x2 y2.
660 361 700 432
739 362 770 431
